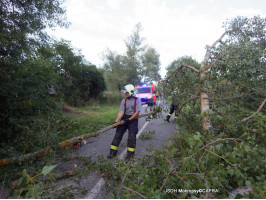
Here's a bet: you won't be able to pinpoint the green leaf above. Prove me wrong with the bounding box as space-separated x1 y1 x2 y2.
234 193 243 199
171 147 178 154
245 180 252 186
41 165 57 176
20 190 27 198
34 184 39 199
8 188 15 197
19 177 27 188
193 135 200 140
22 169 28 178
215 143 223 151
26 186 33 198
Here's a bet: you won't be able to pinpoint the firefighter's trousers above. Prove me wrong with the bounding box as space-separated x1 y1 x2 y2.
110 115 138 156
166 103 179 121
169 103 178 117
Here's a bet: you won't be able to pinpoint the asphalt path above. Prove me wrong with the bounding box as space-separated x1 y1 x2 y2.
76 98 178 198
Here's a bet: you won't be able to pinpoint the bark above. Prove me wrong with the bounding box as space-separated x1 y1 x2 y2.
200 68 212 130
181 63 200 73
200 30 230 130
240 98 266 123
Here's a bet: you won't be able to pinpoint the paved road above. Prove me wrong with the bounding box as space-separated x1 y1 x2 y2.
76 98 178 198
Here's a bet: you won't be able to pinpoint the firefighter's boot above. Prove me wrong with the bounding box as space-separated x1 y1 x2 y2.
107 149 117 159
125 151 134 160
166 114 171 122
125 147 135 160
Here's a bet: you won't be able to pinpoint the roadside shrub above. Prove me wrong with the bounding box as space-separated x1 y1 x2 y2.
101 90 124 105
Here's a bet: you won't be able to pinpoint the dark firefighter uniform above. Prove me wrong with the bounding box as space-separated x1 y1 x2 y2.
166 93 179 122
109 96 142 159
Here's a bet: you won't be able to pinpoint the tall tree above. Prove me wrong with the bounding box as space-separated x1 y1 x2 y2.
162 17 265 196
140 47 161 82
52 40 106 105
0 0 68 142
0 0 68 62
103 23 161 90
164 16 265 131
103 49 127 91
124 23 146 85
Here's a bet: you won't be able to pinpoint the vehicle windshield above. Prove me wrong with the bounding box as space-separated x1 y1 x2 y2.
136 87 151 93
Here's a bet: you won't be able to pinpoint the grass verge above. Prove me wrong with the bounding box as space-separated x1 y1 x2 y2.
0 103 120 198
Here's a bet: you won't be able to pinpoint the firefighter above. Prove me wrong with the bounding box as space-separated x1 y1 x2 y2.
166 91 179 122
107 84 142 159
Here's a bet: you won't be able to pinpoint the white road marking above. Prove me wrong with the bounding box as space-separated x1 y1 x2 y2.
86 177 105 199
85 117 150 199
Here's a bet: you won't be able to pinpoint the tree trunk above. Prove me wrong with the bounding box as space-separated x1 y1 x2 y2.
200 71 212 130
200 45 212 130
199 31 230 130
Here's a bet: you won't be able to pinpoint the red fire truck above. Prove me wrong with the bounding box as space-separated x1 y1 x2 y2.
135 83 156 106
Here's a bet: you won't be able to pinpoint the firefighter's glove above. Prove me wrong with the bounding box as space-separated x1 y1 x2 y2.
124 118 130 124
111 121 117 128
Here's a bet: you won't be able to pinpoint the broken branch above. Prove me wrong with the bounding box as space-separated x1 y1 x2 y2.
240 98 266 123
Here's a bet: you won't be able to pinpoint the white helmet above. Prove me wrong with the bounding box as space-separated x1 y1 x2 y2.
121 84 135 96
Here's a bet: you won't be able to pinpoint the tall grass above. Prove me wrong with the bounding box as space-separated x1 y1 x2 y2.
101 90 124 105
66 104 120 133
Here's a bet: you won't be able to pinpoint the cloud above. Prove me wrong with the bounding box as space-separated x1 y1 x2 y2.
48 0 266 77
107 0 122 10
225 8 265 18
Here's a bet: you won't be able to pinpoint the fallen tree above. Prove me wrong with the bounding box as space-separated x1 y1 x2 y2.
0 107 161 167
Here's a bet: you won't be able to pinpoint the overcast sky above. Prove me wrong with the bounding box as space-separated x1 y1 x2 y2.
48 0 266 77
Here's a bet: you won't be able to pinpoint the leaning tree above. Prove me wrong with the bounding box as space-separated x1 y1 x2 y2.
163 16 265 131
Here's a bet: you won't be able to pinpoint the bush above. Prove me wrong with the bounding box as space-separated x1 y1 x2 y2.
101 90 124 105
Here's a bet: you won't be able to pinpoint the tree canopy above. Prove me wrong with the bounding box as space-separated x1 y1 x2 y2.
162 16 265 197
103 23 161 90
0 1 105 145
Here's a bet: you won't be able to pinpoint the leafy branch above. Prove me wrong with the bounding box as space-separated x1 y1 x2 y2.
240 98 266 123
9 165 57 198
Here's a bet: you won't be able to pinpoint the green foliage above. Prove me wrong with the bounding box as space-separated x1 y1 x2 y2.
41 165 57 176
52 40 106 106
0 0 67 146
103 51 128 91
210 16 265 115
111 15 266 199
101 90 124 105
163 56 201 106
140 47 161 82
156 15 266 198
139 130 156 140
0 41 105 145
9 165 57 199
0 55 61 143
0 0 106 149
103 23 161 91
0 103 120 159
98 113 265 198
0 0 68 61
